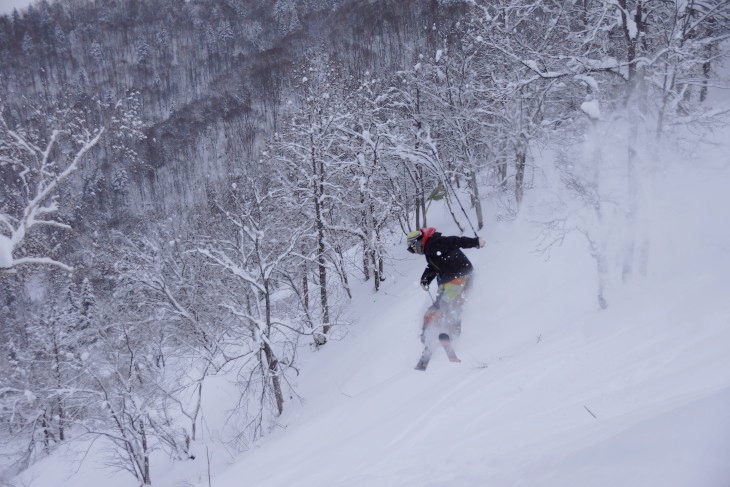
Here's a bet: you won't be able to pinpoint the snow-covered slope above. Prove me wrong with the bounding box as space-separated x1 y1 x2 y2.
13 132 730 487
194 147 730 486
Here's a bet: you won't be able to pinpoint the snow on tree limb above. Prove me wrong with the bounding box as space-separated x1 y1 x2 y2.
0 124 104 271
0 94 142 273
194 247 266 293
11 256 74 272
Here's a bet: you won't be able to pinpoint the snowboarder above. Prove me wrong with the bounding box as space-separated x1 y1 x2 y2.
407 227 485 369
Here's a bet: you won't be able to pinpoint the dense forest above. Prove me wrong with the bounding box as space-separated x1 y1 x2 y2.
1 0 728 484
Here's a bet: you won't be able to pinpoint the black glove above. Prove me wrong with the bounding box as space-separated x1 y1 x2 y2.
420 275 432 290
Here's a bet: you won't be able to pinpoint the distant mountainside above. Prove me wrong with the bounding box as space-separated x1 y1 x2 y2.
1 0 465 228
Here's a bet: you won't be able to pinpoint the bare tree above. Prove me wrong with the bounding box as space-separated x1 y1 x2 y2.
510 0 730 307
410 41 489 229
0 93 144 273
111 229 225 448
273 61 357 345
388 68 442 229
194 177 307 438
80 319 168 486
0 277 96 473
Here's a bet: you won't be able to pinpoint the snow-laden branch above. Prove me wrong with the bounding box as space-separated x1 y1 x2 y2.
10 255 74 272
0 101 113 272
520 59 571 80
195 247 266 293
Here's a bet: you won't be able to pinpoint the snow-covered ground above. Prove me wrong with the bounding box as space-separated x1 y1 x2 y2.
13 121 730 487
199 158 730 487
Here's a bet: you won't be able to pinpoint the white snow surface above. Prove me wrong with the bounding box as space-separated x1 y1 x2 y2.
13 133 730 487
581 99 601 120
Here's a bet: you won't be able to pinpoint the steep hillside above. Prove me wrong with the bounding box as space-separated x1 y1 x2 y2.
0 0 465 219
195 150 730 487
12 121 730 487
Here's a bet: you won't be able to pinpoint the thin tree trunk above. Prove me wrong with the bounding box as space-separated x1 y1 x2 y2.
311 135 330 345
700 42 712 102
469 169 484 230
52 334 65 441
514 140 527 205
262 279 285 415
498 155 508 189
57 391 65 442
361 189 372 283
139 419 151 485
362 235 370 281
415 166 426 229
618 0 644 281
301 245 309 313
262 341 284 416
191 381 202 441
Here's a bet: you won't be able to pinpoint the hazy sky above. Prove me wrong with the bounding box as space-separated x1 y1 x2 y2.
0 0 32 16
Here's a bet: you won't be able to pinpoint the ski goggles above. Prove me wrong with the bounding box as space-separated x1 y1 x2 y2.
407 232 423 254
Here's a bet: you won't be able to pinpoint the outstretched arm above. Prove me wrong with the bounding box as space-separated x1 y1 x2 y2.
429 236 482 254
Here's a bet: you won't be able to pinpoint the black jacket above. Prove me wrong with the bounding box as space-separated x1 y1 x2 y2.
420 232 480 286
